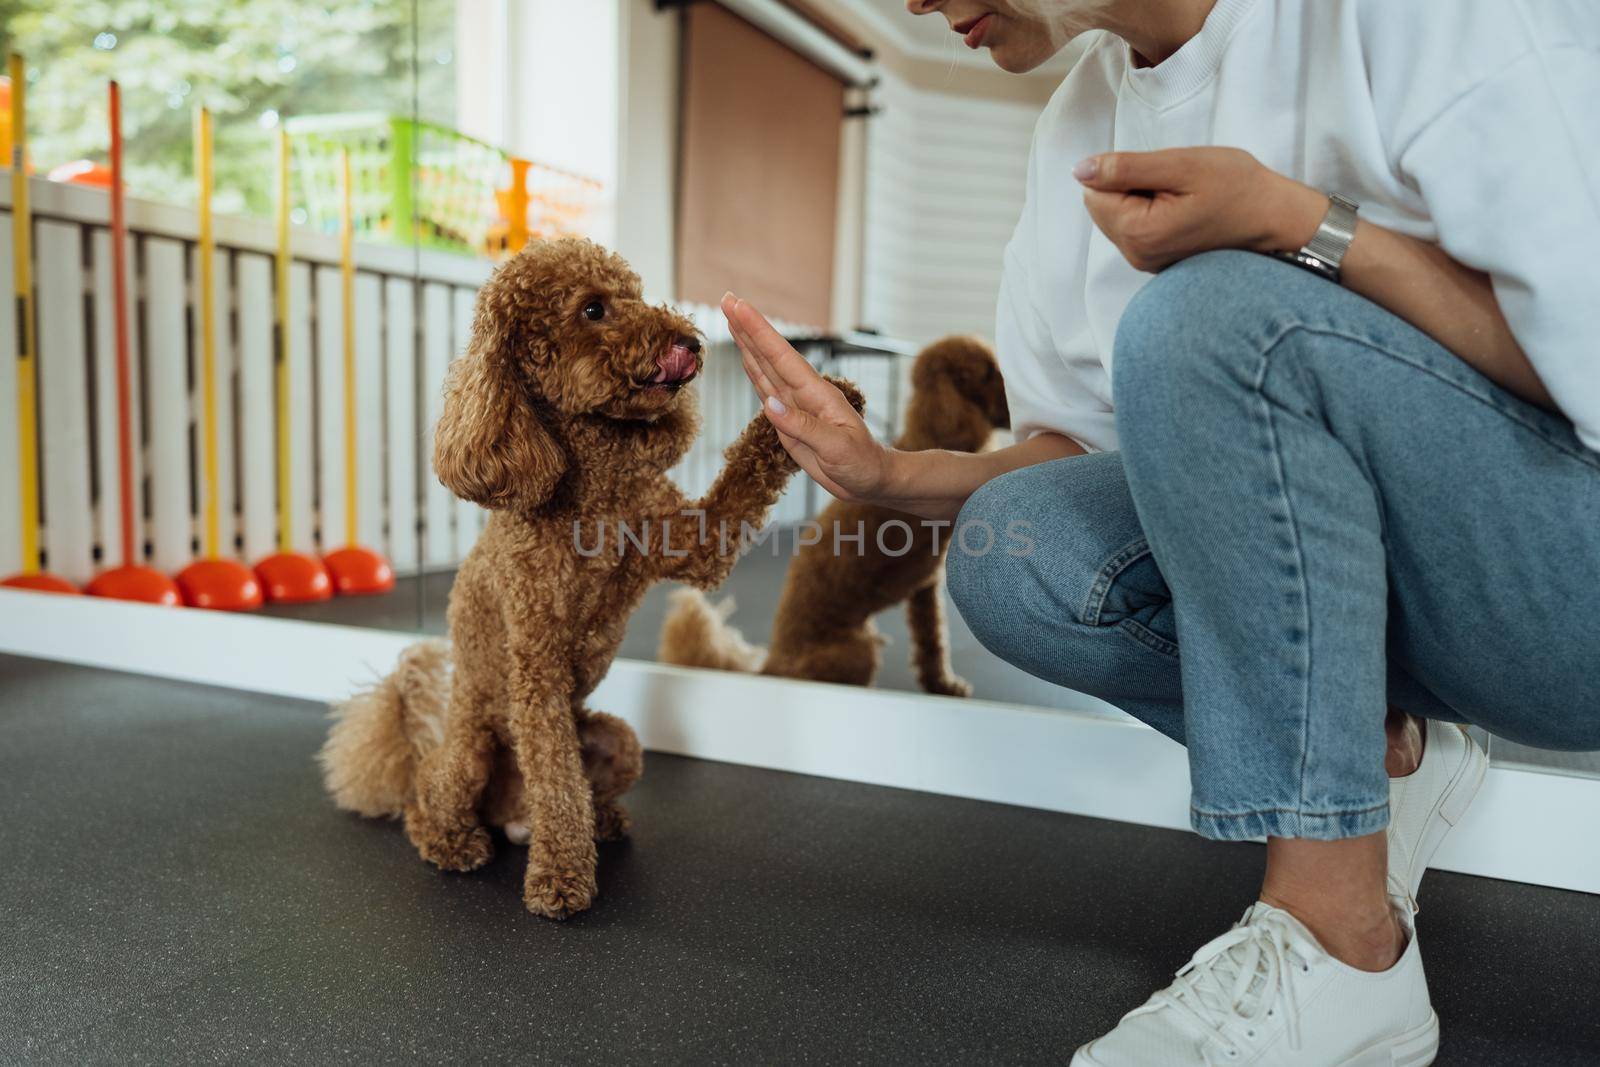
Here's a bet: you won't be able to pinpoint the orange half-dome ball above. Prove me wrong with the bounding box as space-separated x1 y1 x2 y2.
176 558 263 611
86 564 181 605
0 572 81 594
322 546 395 596
254 551 334 604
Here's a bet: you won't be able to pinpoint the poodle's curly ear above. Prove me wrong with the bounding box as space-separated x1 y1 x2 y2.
432 314 566 511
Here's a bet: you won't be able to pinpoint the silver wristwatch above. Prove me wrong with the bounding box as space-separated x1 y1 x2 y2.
1273 193 1360 284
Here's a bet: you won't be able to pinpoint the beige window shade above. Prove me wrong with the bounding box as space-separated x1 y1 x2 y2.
677 2 843 329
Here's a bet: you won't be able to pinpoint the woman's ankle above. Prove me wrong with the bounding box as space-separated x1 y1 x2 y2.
1261 832 1403 972
1260 890 1407 973
1385 707 1426 777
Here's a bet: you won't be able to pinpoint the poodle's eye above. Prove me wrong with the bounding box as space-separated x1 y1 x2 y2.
582 300 606 322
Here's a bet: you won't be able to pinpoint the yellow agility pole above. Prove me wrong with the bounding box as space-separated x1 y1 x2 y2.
1 52 76 592
341 148 357 547
320 145 392 595
252 127 330 603
277 129 293 555
175 105 260 610
197 106 221 558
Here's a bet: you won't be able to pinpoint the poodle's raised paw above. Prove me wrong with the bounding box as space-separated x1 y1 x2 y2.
822 374 867 416
405 810 494 872
594 802 632 842
523 864 598 919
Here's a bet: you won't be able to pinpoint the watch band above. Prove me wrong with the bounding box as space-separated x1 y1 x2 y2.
1294 193 1360 282
1307 193 1359 267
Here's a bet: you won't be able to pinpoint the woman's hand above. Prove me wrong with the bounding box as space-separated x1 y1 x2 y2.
720 293 891 502
1074 148 1327 273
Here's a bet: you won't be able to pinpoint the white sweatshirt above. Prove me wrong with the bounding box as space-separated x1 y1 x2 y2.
998 0 1600 454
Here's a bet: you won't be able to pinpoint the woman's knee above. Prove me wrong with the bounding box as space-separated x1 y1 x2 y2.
1112 251 1271 413
947 453 1172 691
946 468 1038 650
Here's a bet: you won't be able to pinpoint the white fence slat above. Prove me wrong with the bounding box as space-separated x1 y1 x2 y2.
449 287 481 557
314 265 346 551
420 282 454 569
143 237 191 571
89 231 121 568
125 237 148 565
0 211 21 574
235 253 275 562
287 262 316 556
354 273 385 552
382 277 418 570
36 219 95 583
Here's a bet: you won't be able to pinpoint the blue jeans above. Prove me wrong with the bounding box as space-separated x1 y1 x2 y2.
949 251 1600 842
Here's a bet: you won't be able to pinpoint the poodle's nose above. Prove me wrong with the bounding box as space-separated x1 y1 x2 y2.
676 335 702 354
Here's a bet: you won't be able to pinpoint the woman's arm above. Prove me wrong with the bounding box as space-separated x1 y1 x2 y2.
1336 212 1553 408
720 294 1084 522
1074 148 1554 408
877 431 1084 522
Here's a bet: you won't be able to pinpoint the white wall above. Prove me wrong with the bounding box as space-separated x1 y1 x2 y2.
860 71 1042 346
615 0 680 303
455 0 622 246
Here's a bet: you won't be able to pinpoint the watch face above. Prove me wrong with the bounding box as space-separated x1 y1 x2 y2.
1272 250 1341 283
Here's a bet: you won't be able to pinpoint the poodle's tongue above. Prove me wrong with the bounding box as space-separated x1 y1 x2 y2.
651 344 698 384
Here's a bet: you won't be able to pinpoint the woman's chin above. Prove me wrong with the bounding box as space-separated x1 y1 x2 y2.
989 43 1056 75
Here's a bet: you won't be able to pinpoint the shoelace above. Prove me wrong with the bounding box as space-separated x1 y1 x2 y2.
1133 908 1325 1063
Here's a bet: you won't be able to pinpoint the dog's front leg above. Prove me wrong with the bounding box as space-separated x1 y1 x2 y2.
655 377 864 589
404 677 498 871
506 656 597 919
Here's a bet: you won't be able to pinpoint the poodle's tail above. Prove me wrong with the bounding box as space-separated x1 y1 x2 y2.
318 638 453 819
657 589 767 674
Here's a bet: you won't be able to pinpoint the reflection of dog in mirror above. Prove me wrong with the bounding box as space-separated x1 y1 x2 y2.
318 239 860 918
659 335 1010 697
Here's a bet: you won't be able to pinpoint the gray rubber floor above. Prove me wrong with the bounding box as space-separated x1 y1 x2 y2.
3 653 1596 1065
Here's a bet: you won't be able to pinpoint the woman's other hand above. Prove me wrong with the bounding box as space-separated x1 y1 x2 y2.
1074 147 1327 273
721 293 891 503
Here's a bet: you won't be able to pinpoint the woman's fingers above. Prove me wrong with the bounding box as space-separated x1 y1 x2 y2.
1075 148 1194 193
761 393 830 451
721 293 827 395
721 293 790 391
738 343 778 401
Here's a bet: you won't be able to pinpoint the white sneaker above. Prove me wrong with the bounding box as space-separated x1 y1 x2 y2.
1070 901 1438 1067
1387 719 1488 910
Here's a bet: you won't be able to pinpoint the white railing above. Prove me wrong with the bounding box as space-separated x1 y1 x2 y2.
0 175 911 587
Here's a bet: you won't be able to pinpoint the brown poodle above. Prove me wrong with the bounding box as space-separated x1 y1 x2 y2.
659 335 1009 697
319 238 861 918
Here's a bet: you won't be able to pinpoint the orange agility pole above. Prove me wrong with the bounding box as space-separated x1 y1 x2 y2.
253 127 332 603
321 147 393 596
87 81 181 604
174 106 262 611
1 52 78 594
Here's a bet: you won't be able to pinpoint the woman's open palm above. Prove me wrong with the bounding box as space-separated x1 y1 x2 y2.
720 293 888 503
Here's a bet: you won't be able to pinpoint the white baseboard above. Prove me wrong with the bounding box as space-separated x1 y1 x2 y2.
2 588 1595 895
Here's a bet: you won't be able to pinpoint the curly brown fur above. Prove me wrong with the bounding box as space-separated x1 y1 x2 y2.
318 238 862 918
659 335 1008 697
